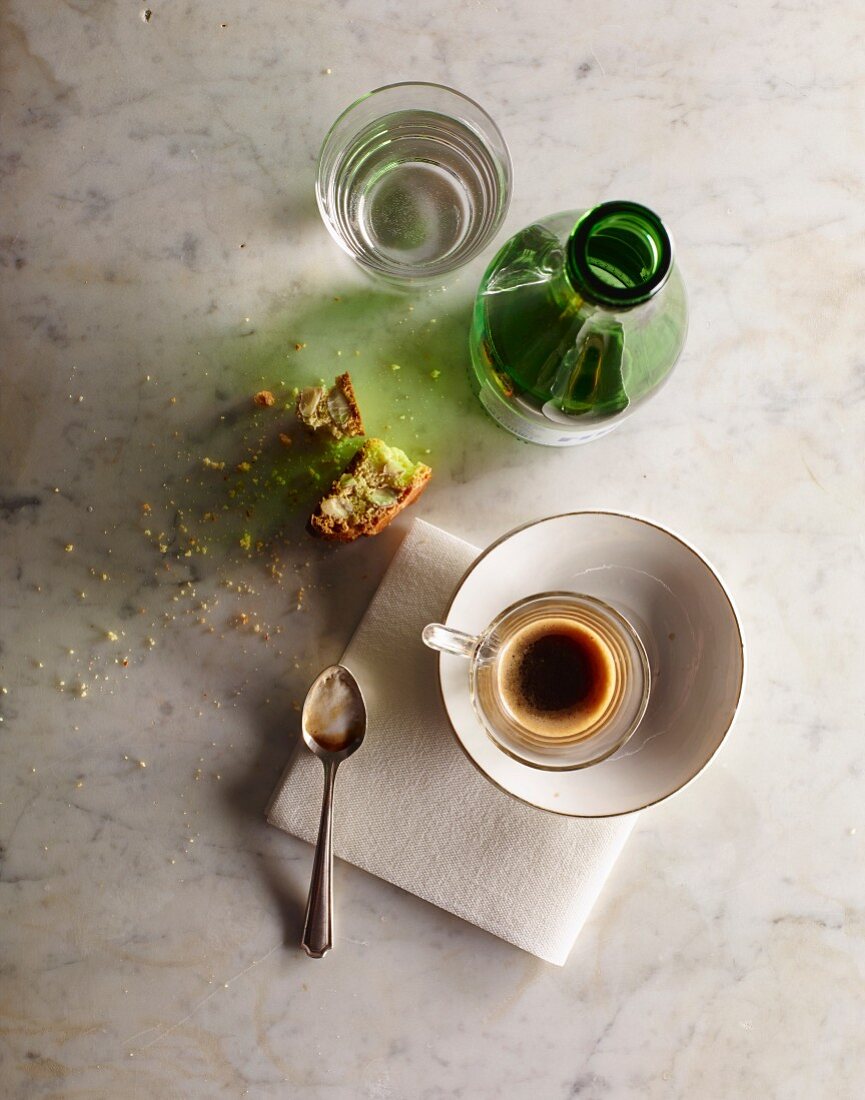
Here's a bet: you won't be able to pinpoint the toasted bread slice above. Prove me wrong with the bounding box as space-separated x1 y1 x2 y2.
295 372 364 439
308 438 432 542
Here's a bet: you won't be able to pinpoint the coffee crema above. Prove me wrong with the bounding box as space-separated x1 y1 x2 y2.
496 617 616 739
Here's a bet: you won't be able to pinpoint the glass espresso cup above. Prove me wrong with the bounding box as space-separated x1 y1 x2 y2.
423 592 650 770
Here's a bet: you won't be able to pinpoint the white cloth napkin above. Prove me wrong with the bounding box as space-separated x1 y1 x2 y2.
267 519 636 965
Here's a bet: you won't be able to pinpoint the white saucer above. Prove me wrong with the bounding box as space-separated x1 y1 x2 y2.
438 512 745 817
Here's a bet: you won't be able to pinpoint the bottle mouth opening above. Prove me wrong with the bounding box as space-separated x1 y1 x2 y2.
566 201 673 307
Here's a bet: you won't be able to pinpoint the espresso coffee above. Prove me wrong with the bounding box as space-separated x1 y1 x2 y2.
497 617 617 739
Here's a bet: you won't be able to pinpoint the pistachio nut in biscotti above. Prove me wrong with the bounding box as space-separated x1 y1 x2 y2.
295 372 365 440
308 438 432 542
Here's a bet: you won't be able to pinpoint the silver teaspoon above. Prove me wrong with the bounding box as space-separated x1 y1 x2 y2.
300 664 367 958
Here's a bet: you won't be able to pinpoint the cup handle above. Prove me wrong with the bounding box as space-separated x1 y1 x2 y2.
422 623 478 659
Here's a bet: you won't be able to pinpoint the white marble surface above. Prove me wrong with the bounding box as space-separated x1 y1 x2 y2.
1 0 863 1096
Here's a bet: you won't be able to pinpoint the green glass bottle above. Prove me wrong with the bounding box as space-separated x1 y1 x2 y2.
469 200 687 446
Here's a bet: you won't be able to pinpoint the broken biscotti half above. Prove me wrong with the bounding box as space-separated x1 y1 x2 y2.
308 438 432 542
295 372 365 440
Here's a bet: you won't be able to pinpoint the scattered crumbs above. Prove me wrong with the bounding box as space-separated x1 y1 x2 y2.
240 242 246 249
203 457 225 470
138 760 147 769
253 390 275 408
0 687 6 695
278 433 292 448
106 630 119 642
236 461 251 473
144 637 156 649
64 543 74 552
239 532 252 551
430 369 441 380
296 587 306 611
323 67 332 75
141 502 151 514
294 342 306 351
142 9 152 22
390 363 401 371
75 780 84 789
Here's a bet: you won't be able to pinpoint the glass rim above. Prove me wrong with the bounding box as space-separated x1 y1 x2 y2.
319 80 512 161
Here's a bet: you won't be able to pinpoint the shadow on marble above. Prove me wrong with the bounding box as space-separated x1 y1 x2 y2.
220 523 408 948
269 184 321 235
155 285 505 565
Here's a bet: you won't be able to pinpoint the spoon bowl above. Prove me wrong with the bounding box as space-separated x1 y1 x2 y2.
301 664 367 762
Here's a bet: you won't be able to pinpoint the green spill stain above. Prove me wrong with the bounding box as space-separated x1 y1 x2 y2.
157 283 508 567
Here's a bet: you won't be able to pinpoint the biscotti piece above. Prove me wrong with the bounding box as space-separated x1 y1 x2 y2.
308 438 432 542
295 372 364 439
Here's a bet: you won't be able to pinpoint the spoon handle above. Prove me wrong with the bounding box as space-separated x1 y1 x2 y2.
302 757 338 958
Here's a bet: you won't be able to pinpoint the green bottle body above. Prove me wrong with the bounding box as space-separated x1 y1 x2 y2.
469 204 688 446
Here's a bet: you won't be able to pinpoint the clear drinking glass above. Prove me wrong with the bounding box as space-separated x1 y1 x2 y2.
423 592 650 770
316 82 512 286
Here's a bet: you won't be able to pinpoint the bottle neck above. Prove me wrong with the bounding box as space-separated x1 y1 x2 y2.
565 201 673 309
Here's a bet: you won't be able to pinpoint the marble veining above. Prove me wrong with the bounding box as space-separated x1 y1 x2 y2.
1 0 864 1096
